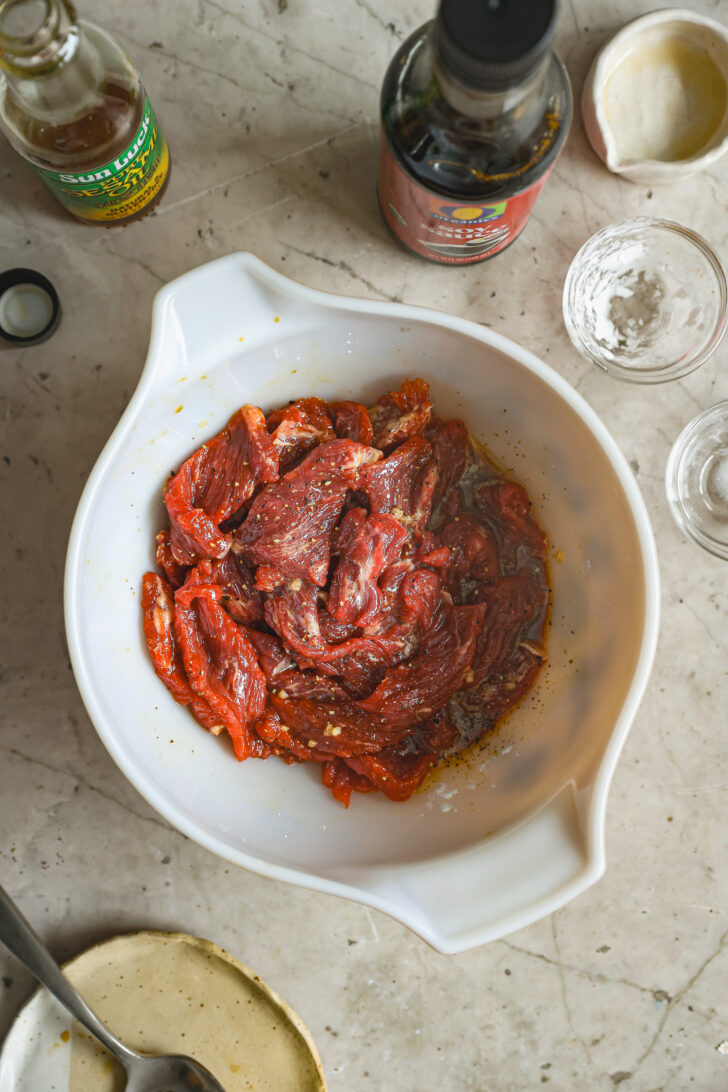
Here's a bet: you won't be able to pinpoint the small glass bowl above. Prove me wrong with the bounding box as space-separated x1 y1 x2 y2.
666 401 728 559
563 218 728 383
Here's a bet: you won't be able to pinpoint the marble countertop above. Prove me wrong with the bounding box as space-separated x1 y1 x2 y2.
1 0 727 1089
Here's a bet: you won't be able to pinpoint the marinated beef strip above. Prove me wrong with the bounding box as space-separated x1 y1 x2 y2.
173 582 269 760
141 572 221 734
358 601 486 728
232 439 381 586
184 553 264 626
327 508 408 626
368 377 432 450
155 530 187 588
359 435 434 538
323 707 460 806
329 400 375 445
429 418 468 507
268 397 336 470
165 404 278 566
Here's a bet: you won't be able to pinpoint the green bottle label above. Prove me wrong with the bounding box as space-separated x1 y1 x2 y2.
35 96 169 222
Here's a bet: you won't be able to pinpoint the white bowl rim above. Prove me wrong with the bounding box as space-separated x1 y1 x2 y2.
64 252 661 952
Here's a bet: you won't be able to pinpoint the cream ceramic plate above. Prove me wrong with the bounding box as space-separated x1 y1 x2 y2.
0 931 325 1092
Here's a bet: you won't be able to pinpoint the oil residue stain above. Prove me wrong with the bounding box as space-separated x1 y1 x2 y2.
604 36 727 162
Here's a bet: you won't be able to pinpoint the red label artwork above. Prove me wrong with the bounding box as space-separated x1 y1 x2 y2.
377 134 553 265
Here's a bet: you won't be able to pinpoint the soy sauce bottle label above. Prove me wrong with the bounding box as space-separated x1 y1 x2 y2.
378 134 554 264
34 97 169 223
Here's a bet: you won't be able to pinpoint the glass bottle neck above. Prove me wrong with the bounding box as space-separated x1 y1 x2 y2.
0 0 111 124
432 32 550 121
0 0 79 78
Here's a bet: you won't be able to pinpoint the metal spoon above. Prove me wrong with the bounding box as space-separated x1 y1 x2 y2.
0 884 228 1092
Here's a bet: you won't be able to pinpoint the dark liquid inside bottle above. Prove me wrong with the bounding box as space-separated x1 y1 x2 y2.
378 22 572 263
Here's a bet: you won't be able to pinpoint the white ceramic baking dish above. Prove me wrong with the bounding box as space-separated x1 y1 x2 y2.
64 253 660 953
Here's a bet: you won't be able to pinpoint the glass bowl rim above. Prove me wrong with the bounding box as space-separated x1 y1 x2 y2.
563 216 728 384
665 398 728 560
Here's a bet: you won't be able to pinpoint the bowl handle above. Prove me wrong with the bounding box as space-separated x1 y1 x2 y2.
345 783 602 953
141 253 309 394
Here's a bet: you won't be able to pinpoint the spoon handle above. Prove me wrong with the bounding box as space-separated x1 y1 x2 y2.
0 884 136 1065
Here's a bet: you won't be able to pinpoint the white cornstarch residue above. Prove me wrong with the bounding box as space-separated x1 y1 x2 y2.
588 242 668 359
576 232 714 372
431 783 459 812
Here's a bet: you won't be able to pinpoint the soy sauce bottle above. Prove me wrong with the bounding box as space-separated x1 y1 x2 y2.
378 0 572 264
0 0 170 225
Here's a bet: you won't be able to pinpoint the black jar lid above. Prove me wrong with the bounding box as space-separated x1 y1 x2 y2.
435 0 557 91
0 267 61 345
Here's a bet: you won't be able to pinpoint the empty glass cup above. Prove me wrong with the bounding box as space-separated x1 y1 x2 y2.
563 218 728 382
666 401 728 559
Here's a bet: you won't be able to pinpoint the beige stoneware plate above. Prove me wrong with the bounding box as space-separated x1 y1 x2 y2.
0 931 326 1092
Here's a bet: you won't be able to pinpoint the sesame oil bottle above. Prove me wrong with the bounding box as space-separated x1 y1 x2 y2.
0 0 170 224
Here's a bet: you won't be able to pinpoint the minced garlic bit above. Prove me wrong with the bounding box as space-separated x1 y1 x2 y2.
465 669 474 684
324 724 342 737
307 739 318 748
277 688 288 699
290 578 302 592
210 724 224 736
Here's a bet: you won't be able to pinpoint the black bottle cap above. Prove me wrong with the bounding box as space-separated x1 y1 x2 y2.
0 268 61 346
434 0 557 91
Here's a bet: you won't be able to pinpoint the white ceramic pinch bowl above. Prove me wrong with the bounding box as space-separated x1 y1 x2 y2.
65 253 660 953
582 8 728 184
